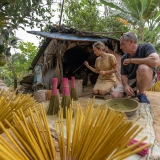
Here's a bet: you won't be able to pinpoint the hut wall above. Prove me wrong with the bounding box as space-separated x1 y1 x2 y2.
33 39 122 90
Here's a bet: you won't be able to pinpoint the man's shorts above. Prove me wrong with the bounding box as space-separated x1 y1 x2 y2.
114 73 157 93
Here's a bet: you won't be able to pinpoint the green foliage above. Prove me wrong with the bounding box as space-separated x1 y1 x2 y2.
0 54 6 66
62 0 129 40
144 29 160 53
103 17 129 39
100 0 160 42
0 44 5 53
0 0 55 87
0 66 13 86
17 41 38 64
0 0 55 30
0 41 38 86
63 0 107 32
0 28 18 57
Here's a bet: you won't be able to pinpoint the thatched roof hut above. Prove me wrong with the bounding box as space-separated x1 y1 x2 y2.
20 26 123 92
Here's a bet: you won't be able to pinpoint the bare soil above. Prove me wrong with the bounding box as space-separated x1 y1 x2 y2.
146 91 160 144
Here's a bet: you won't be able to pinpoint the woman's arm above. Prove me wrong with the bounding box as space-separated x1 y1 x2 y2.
84 61 99 74
99 64 117 75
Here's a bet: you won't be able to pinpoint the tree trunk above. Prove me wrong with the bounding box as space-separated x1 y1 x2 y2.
104 5 109 18
58 51 63 88
6 56 17 90
138 22 145 42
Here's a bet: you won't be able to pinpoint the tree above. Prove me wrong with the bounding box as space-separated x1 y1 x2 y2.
102 16 129 39
100 0 160 42
0 28 19 88
0 41 38 86
62 0 107 32
0 0 56 88
62 0 129 39
0 0 56 30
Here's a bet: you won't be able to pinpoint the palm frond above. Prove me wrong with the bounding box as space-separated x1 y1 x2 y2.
143 0 158 19
100 0 129 14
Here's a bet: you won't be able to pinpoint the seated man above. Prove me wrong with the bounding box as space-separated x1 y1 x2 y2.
111 32 160 104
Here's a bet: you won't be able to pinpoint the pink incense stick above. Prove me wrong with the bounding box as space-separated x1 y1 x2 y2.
63 78 70 96
128 139 149 156
52 78 58 95
71 76 76 88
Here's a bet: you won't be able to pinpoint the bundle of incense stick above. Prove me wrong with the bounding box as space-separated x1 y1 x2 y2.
0 105 56 160
0 87 40 134
128 139 149 156
147 81 160 91
55 99 151 160
61 78 72 118
70 76 78 101
47 78 60 115
0 97 152 160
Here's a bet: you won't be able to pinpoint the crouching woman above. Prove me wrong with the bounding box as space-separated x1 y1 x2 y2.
84 41 117 96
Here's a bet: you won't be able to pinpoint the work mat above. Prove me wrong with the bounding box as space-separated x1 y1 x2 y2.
127 103 160 160
44 98 160 160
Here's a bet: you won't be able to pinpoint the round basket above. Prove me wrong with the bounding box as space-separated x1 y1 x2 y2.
106 98 140 117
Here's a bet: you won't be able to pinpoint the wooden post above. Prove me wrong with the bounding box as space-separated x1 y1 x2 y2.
58 0 65 31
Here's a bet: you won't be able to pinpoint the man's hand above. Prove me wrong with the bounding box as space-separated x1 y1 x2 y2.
123 58 131 65
124 85 135 96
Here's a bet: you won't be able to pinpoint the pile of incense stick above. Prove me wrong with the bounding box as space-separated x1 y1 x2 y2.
70 76 78 101
0 91 151 160
147 81 160 91
55 99 151 160
0 105 56 160
61 78 72 118
47 78 60 115
0 87 40 134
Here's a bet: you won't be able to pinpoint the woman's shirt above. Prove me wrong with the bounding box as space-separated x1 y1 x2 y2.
95 53 117 82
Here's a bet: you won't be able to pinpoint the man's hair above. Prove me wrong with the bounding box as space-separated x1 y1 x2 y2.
120 32 138 43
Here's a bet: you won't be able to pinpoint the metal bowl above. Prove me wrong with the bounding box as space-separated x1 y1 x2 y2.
106 98 140 117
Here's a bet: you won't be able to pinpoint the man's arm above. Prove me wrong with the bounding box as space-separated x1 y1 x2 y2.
121 75 129 87
123 53 160 67
121 75 135 96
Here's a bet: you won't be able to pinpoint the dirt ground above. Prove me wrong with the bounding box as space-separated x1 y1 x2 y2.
0 84 159 160
82 84 160 144
146 91 160 144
